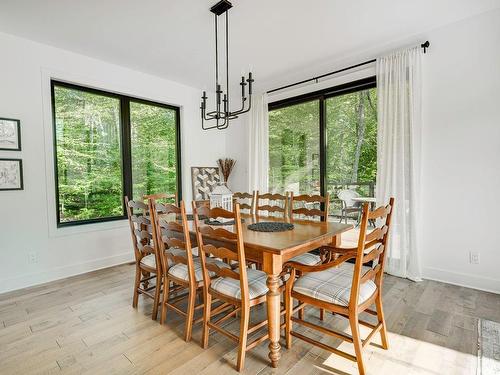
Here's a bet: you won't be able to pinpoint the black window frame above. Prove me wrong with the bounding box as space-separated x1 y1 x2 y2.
51 80 182 228
268 76 376 200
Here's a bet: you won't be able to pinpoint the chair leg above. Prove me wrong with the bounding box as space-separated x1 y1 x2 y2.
298 303 304 320
201 292 212 349
236 305 250 372
319 308 324 321
285 289 293 349
132 265 141 308
376 294 389 350
349 313 366 375
152 273 161 321
160 277 170 325
184 285 196 342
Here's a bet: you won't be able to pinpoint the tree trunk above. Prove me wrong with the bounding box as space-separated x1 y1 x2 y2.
351 91 366 183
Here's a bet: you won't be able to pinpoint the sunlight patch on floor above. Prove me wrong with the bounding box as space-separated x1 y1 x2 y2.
313 326 477 375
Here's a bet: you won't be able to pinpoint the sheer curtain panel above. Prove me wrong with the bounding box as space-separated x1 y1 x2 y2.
247 93 269 192
376 46 423 281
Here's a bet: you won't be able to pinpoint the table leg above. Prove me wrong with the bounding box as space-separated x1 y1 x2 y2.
266 274 281 367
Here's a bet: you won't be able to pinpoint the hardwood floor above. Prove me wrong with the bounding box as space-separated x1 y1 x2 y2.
0 263 499 374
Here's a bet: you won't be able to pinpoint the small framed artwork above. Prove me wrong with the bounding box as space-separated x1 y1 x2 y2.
0 118 21 151
0 158 24 191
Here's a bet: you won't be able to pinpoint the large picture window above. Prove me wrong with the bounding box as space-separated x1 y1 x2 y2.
268 77 377 204
52 81 181 227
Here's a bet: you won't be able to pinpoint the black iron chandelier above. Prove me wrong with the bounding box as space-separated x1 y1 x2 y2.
201 0 254 130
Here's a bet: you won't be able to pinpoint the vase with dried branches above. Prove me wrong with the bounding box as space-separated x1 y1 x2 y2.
217 158 236 186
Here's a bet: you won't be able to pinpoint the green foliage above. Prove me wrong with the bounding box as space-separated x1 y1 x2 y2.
268 88 377 197
54 86 177 223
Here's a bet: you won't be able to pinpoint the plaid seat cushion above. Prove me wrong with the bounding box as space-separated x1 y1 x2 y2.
289 252 321 266
167 246 199 257
211 268 278 300
293 262 376 306
140 254 156 269
168 257 230 282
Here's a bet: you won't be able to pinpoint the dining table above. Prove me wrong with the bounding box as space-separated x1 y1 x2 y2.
187 213 353 368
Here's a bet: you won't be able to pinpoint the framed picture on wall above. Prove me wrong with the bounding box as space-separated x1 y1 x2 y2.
0 118 21 151
0 158 24 191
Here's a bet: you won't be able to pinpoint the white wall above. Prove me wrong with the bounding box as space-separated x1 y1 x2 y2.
420 9 500 293
0 32 227 293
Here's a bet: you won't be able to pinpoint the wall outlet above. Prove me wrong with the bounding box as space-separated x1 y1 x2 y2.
28 251 38 264
469 251 480 265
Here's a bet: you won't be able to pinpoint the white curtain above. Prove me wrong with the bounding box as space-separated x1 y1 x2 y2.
247 93 269 192
376 46 423 281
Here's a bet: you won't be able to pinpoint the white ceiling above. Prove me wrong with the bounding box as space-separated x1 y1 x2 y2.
0 0 499 92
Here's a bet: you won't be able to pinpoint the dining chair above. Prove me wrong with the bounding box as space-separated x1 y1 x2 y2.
289 192 330 222
284 198 395 375
286 193 331 267
125 196 162 320
192 203 282 372
254 191 289 218
233 191 255 214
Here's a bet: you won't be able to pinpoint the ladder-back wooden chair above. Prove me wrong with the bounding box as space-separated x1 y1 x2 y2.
290 192 330 222
286 193 331 267
193 203 282 372
149 199 199 341
125 196 162 320
233 191 255 214
284 198 394 375
254 191 289 218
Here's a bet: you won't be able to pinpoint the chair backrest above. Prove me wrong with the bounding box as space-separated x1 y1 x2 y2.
143 192 178 206
124 196 157 269
192 203 250 303
233 191 255 214
290 193 330 221
349 198 395 308
148 199 195 278
255 191 289 218
338 189 360 208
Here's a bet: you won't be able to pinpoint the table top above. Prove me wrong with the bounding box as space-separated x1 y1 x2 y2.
187 214 353 256
352 197 376 203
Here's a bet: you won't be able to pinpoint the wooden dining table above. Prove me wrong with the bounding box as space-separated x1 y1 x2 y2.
187 214 353 368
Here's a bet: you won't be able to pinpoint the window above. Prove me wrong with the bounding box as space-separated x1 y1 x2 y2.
52 81 181 226
268 77 377 201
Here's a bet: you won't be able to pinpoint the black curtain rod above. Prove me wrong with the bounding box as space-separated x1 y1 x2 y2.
267 40 430 94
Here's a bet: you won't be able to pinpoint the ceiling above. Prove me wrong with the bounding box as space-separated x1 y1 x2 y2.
0 0 498 92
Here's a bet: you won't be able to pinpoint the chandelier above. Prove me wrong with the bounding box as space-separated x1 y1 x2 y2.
201 0 254 130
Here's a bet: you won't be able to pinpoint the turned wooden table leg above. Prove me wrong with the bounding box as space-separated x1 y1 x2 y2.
266 274 281 368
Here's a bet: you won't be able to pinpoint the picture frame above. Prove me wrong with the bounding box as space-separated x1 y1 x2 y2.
191 166 221 201
0 158 24 191
0 118 21 151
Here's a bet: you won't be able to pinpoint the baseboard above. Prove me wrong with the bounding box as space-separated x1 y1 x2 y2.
422 266 500 294
0 251 134 295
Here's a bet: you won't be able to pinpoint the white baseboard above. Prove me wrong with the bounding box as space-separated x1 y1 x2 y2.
422 266 500 294
0 251 134 295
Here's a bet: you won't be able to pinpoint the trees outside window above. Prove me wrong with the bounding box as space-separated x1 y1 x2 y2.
268 77 377 201
52 81 180 226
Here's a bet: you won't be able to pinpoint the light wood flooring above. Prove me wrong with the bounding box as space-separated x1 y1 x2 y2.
1 261 499 375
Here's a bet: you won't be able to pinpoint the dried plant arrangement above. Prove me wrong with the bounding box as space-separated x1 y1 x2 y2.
217 158 236 183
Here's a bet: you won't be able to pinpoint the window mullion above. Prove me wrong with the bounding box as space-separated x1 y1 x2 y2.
121 97 133 206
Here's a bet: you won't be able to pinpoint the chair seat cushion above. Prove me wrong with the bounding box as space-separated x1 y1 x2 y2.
211 268 277 300
289 252 321 266
168 257 229 282
293 263 376 306
140 254 156 269
167 246 199 257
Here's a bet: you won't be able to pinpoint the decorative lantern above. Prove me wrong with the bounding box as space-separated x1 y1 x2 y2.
209 183 233 211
